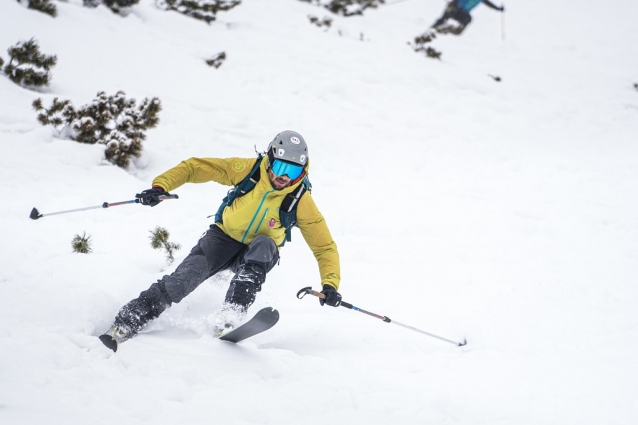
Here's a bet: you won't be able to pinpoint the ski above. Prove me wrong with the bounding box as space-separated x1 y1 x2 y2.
98 307 279 352
218 307 279 343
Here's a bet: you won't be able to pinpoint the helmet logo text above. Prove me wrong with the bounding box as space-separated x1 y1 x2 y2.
290 137 301 144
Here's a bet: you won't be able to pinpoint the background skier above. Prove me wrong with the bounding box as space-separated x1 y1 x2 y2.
99 130 341 352
431 0 504 35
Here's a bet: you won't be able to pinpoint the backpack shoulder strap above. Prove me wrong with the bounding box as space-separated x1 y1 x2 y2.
279 176 311 246
214 155 262 223
235 156 262 194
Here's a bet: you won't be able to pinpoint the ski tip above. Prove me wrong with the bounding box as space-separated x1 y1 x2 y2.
257 306 279 316
30 207 42 220
218 306 279 343
99 334 118 352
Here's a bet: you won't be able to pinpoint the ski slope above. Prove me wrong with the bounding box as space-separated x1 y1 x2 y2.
1 0 637 424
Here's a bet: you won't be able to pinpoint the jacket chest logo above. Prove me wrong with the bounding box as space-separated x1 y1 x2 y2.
268 218 277 228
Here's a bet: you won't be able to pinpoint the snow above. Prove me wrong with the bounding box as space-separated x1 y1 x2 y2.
1 0 637 424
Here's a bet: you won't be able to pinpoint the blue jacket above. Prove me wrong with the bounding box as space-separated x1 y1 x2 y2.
456 0 483 12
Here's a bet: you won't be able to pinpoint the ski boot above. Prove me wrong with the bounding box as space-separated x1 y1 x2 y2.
99 324 132 352
213 303 247 338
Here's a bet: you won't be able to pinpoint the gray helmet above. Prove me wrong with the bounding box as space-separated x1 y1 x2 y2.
267 130 308 166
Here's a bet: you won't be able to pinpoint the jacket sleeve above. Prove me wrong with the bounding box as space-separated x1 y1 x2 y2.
152 157 258 191
296 193 341 290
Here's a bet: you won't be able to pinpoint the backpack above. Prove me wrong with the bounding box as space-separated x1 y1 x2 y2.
214 155 311 246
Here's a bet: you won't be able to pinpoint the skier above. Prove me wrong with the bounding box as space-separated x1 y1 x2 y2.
99 130 341 351
431 0 504 35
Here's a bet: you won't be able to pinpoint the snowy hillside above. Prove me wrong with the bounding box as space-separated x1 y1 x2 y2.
1 0 637 424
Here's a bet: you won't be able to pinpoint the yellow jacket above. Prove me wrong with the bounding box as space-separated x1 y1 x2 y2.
152 156 340 290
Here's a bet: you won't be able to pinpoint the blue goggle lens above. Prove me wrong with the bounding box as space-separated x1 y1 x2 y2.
271 159 304 180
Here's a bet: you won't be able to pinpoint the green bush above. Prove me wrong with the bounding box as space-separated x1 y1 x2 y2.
409 32 442 60
149 226 181 264
18 0 57 17
205 52 226 68
300 0 385 17
308 15 332 28
72 232 93 254
157 0 241 23
102 0 141 14
33 91 162 168
3 39 57 88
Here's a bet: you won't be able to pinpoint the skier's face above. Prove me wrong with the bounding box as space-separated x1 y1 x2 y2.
268 169 291 190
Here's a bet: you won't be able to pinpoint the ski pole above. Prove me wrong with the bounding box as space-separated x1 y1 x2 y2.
29 194 179 220
296 287 467 346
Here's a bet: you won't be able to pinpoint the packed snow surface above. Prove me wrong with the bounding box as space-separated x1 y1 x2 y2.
1 1 637 424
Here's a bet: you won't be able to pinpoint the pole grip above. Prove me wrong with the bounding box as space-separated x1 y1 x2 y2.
296 286 354 309
296 286 325 299
296 287 373 314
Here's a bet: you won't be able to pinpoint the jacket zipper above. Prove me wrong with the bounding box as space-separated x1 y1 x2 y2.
254 208 270 234
242 190 274 243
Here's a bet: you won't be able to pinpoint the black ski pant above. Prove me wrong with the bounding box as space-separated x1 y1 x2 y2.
432 1 472 31
114 225 279 334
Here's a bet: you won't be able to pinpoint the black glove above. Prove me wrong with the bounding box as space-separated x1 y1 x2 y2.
499 5 505 12
135 187 166 207
319 285 342 307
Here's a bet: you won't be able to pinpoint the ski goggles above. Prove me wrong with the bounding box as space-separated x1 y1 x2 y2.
270 159 304 180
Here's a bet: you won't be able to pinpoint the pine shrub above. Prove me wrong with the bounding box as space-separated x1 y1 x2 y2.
409 32 442 60
423 46 442 60
156 0 241 23
300 0 385 17
102 0 140 13
413 32 436 46
33 91 162 168
205 52 226 68
72 232 93 254
308 15 332 28
19 0 57 17
149 226 181 264
2 39 57 88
